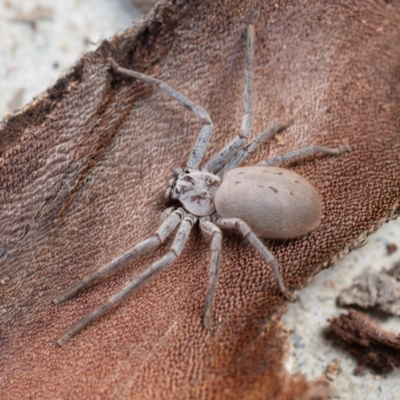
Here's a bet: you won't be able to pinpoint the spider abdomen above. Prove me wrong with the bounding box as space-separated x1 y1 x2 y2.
214 166 322 239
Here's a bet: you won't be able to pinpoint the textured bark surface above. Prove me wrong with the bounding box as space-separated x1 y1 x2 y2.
1 0 400 399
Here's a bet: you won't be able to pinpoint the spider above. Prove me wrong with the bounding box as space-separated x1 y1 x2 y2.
54 14 349 345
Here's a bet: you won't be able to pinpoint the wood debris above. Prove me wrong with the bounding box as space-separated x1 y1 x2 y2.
337 262 400 315
327 309 400 374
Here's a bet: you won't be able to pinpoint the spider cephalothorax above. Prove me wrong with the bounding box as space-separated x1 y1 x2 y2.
169 170 221 216
54 14 349 345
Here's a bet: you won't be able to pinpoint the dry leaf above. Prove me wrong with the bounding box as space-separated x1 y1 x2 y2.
1 0 400 399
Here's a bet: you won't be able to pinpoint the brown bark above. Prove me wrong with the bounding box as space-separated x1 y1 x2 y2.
1 0 400 398
327 309 400 374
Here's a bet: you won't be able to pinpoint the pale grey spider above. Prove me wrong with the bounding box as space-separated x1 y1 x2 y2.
54 14 349 345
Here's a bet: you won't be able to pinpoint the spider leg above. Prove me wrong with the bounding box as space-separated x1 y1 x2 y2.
53 208 185 305
107 58 212 171
258 144 351 166
200 219 222 329
218 121 293 175
204 13 258 173
215 217 297 302
57 213 197 346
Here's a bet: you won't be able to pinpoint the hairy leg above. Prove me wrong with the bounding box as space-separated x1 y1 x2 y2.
56 213 197 346
200 219 222 329
215 217 296 302
108 58 212 171
218 121 292 174
53 208 185 305
204 13 258 173
258 144 351 166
